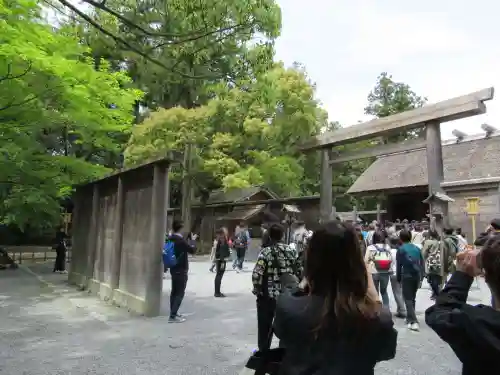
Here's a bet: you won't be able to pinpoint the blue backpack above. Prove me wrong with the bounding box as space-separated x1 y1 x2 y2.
163 241 177 267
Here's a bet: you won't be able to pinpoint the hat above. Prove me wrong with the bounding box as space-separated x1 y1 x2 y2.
491 218 500 230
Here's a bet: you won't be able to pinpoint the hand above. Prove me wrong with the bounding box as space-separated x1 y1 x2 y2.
456 250 482 277
191 234 198 241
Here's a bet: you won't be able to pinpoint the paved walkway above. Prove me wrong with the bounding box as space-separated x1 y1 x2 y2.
0 261 492 374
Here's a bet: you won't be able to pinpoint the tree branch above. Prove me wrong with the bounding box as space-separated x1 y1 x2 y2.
56 0 222 80
0 83 64 112
167 30 252 73
82 0 256 42
146 23 255 51
0 62 32 83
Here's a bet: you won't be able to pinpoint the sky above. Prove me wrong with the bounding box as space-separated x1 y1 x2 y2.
274 0 500 139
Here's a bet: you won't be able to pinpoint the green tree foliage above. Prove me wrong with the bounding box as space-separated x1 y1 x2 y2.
0 0 142 229
364 72 427 142
64 0 282 111
125 64 327 200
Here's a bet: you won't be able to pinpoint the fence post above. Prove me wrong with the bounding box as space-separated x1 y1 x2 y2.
85 184 100 288
376 202 383 224
144 163 169 317
109 175 125 293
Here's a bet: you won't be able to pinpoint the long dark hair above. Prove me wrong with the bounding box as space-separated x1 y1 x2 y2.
305 221 380 336
216 228 227 243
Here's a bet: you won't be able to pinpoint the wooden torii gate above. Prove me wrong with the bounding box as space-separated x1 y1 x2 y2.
301 87 495 232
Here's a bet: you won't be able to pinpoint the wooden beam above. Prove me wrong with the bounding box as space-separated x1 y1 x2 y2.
329 138 427 165
167 195 321 212
301 87 494 151
336 209 387 217
425 121 448 230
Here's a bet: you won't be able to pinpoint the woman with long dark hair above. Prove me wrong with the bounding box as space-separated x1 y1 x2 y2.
214 227 230 298
273 220 397 374
53 226 67 274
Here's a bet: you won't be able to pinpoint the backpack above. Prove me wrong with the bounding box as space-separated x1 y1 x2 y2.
162 241 177 268
444 236 459 256
372 245 393 272
234 231 248 249
426 241 442 274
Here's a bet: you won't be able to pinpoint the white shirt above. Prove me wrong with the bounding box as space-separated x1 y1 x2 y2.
411 231 424 246
365 230 375 247
390 247 398 274
456 235 468 251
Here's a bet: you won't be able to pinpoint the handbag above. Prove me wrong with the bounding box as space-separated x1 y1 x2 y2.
239 347 285 375
240 297 284 375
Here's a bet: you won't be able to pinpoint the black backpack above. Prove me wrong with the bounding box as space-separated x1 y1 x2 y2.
234 231 248 249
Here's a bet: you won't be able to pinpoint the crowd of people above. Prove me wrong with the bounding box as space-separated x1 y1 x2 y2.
161 216 500 374
248 217 500 374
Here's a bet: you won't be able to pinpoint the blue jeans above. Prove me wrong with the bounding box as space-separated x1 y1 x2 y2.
232 247 246 270
372 273 390 307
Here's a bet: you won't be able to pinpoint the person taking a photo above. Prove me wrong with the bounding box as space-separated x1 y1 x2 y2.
426 236 500 375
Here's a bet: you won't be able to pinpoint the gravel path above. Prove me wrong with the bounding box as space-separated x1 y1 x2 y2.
0 261 491 375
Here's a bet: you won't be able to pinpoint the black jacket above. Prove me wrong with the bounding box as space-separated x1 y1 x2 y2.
425 271 500 375
168 233 195 272
273 289 397 375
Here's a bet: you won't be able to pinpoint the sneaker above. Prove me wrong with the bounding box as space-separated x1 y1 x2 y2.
395 312 406 319
236 268 241 273
410 323 420 331
214 293 226 298
176 313 185 319
407 323 413 330
168 316 186 323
